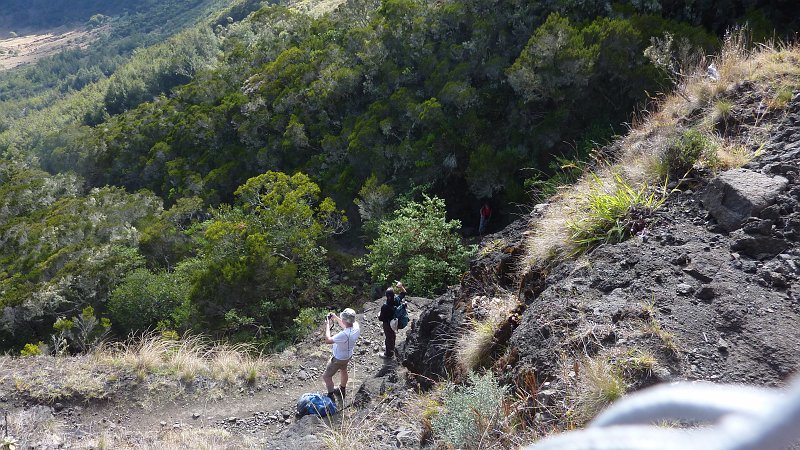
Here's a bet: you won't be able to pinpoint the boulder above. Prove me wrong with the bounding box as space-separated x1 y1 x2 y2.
700 169 788 232
730 230 789 260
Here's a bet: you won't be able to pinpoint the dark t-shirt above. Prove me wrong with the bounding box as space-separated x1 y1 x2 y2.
378 292 405 322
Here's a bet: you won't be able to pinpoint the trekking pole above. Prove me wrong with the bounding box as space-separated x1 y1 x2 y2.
3 409 7 438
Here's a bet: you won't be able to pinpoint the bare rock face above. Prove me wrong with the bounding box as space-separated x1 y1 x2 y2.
700 168 788 232
401 218 532 387
401 289 462 388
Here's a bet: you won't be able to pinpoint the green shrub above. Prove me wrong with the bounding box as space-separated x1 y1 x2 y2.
568 172 665 252
354 175 395 237
20 342 45 357
360 195 475 297
55 306 112 353
431 372 509 448
293 307 327 337
660 129 710 179
109 268 191 336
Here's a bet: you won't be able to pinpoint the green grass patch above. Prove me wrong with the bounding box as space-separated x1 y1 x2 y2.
568 172 666 253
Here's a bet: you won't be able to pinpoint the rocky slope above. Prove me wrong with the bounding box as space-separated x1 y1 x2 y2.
402 89 800 435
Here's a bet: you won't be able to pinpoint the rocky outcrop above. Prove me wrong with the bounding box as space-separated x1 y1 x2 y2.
700 168 788 232
509 95 800 386
405 93 800 394
401 289 462 387
401 217 532 386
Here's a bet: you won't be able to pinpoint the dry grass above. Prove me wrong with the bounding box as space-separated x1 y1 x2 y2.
320 407 387 450
615 348 657 373
522 34 800 273
3 334 277 407
641 318 681 355
139 428 256 450
568 355 628 426
10 357 109 403
93 333 276 384
455 293 519 371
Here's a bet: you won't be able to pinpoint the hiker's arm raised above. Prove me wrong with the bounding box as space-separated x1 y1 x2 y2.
323 317 335 344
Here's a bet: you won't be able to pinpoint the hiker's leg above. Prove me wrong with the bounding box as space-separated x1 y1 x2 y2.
382 321 396 357
322 358 337 393
338 366 349 399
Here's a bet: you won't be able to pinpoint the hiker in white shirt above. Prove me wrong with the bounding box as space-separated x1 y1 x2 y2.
322 308 360 403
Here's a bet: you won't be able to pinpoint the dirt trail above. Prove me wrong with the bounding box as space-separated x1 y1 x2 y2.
0 297 428 448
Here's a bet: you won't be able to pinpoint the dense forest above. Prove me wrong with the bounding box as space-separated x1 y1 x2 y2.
0 0 796 353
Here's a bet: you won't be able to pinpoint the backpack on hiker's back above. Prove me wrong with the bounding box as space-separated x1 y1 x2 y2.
394 301 409 329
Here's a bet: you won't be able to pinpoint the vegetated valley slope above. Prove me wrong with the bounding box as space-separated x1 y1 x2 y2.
1 40 800 450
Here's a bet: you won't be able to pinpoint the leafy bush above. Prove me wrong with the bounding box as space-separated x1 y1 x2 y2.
432 372 509 448
108 268 192 336
51 307 112 354
354 175 395 237
568 172 665 252
292 307 327 338
188 171 344 344
361 195 475 297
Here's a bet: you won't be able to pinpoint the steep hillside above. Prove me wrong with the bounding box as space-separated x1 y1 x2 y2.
1 0 753 355
398 37 800 445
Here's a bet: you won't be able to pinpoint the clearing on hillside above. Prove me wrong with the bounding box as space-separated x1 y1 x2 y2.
0 27 99 71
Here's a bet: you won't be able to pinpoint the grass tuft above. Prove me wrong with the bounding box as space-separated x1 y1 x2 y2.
320 410 384 450
94 333 274 384
569 355 628 426
455 294 519 371
567 171 666 253
641 318 681 355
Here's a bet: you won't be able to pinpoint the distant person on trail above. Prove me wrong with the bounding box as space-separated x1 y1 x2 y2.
479 202 492 236
322 308 360 403
378 281 406 359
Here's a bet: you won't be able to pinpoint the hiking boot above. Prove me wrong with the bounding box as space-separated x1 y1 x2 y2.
380 352 394 359
326 391 336 402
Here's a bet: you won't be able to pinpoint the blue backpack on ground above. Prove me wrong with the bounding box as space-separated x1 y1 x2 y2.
394 302 409 329
296 393 337 417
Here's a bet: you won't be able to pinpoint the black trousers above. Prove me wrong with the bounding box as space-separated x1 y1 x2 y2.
382 321 396 357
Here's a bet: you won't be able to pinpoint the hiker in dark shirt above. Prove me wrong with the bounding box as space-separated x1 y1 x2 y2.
377 281 406 358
